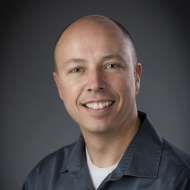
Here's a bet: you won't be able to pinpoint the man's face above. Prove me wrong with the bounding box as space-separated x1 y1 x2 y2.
54 20 142 135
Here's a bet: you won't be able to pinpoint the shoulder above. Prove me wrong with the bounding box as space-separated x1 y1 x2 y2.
162 139 190 169
23 141 77 189
35 141 77 172
159 138 190 181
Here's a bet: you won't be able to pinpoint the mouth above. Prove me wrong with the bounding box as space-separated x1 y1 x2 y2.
81 100 115 110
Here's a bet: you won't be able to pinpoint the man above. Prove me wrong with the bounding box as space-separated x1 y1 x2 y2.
23 15 190 189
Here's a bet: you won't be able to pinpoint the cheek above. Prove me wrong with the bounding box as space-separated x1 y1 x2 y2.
60 85 78 118
108 73 136 95
60 79 82 106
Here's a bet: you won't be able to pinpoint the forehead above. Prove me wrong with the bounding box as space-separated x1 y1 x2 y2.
54 19 131 64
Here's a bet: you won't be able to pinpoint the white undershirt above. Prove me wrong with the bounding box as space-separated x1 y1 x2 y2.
86 148 119 189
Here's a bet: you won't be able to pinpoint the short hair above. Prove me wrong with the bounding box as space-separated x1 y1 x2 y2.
53 15 138 72
109 17 138 63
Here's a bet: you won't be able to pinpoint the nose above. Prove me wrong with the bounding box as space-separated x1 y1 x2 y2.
86 69 106 92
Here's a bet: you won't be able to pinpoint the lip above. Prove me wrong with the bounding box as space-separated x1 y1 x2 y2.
79 99 115 116
80 99 115 105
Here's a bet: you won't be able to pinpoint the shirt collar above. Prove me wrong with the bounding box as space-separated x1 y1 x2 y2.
61 135 86 173
113 111 163 178
61 111 163 179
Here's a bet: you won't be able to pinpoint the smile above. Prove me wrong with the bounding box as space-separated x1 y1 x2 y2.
82 100 115 110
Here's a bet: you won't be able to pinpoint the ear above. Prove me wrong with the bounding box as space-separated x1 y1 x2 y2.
53 72 64 100
134 62 142 95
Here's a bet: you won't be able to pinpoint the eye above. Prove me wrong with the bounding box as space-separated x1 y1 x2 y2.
104 63 122 70
69 66 84 74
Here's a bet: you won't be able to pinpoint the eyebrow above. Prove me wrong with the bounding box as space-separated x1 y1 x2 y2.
101 54 125 62
62 54 125 68
63 58 86 65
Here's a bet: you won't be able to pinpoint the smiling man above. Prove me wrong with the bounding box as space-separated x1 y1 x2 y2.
23 15 190 190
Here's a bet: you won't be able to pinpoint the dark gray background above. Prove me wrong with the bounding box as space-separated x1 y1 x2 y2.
1 0 190 189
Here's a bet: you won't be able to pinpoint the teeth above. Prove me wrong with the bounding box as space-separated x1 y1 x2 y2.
85 101 113 110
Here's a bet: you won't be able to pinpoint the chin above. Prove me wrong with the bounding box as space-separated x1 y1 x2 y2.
82 122 114 134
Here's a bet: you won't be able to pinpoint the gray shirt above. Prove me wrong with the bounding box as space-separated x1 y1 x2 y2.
23 111 190 190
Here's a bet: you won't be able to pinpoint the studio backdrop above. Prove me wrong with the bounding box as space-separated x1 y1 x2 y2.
1 0 190 190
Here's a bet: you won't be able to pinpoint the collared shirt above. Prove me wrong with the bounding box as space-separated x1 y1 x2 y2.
86 147 119 189
23 112 190 190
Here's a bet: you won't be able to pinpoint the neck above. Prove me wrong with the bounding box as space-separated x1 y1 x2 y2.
82 113 140 167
